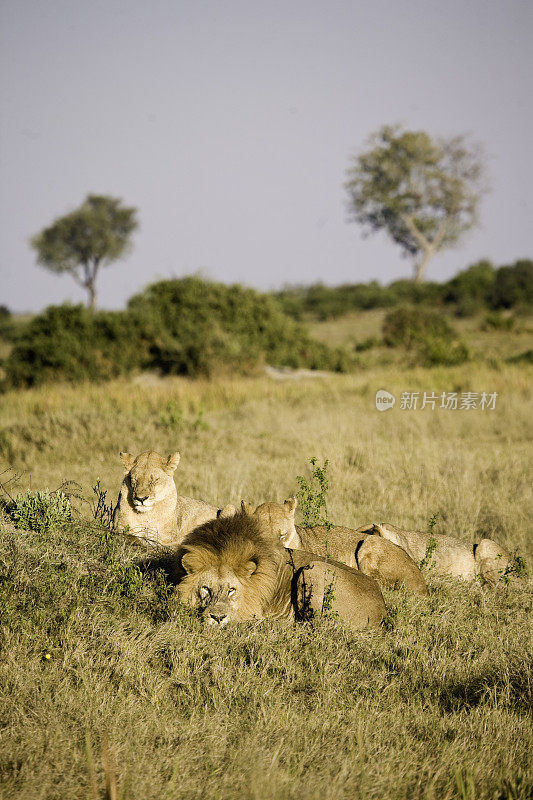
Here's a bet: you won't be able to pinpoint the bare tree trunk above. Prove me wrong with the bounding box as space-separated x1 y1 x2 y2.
86 259 100 310
87 281 97 310
413 247 434 283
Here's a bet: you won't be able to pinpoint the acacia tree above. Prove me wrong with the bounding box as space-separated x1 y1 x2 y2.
30 194 138 309
345 125 487 282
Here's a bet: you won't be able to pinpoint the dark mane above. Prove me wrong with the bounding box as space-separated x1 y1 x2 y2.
177 513 282 607
181 512 276 564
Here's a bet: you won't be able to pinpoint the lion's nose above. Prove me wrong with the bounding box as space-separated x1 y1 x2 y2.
210 613 227 624
135 495 149 503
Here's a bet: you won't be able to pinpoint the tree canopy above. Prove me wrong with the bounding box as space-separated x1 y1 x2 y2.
345 125 487 282
30 194 138 309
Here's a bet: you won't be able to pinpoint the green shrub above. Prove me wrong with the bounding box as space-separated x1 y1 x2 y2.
4 280 349 388
276 278 446 322
506 349 533 365
275 281 397 320
3 304 150 388
354 336 381 352
491 259 533 309
442 260 496 315
10 489 71 533
129 277 350 376
274 261 533 323
382 307 455 348
387 279 444 306
418 336 470 366
383 307 469 365
0 305 13 337
482 311 516 331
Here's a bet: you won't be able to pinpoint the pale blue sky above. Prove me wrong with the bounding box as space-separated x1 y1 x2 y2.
1 0 531 312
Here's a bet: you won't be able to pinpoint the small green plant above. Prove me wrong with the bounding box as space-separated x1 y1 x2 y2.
512 553 528 578
296 457 336 616
427 511 439 535
296 457 333 530
11 489 71 534
158 400 184 431
158 401 209 433
107 562 144 599
498 551 528 585
192 408 208 431
321 573 337 615
420 513 439 570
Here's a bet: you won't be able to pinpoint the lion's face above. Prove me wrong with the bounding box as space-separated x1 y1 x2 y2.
180 567 252 626
120 451 180 513
242 498 299 547
178 525 276 626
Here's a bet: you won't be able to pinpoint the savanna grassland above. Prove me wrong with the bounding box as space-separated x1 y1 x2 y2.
0 313 532 800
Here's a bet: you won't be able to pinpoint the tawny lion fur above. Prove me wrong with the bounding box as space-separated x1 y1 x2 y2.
177 513 387 630
367 522 513 585
114 450 235 547
242 499 428 596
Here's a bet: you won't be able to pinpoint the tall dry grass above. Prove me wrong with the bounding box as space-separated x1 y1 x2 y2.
0 353 532 799
1 362 531 556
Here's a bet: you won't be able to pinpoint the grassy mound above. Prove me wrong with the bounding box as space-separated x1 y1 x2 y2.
0 514 530 800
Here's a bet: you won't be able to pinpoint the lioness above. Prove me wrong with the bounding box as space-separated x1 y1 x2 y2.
177 513 387 630
369 522 513 585
114 450 235 546
242 498 428 596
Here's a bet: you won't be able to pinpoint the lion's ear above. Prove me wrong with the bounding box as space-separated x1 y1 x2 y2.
181 552 197 575
284 497 297 515
120 452 135 471
165 452 181 473
217 504 236 519
241 501 255 516
243 559 258 577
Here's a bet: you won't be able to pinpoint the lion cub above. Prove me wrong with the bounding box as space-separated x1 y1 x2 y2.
242 498 428 596
114 450 235 547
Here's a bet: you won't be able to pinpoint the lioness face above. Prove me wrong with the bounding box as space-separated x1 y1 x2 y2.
182 568 246 627
120 451 180 513
243 498 299 547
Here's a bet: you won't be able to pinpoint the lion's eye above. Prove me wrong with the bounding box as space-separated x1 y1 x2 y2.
227 587 236 597
199 586 211 599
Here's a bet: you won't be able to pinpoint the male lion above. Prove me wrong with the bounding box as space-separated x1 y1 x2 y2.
241 498 428 596
367 522 514 585
114 450 235 546
177 513 387 630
